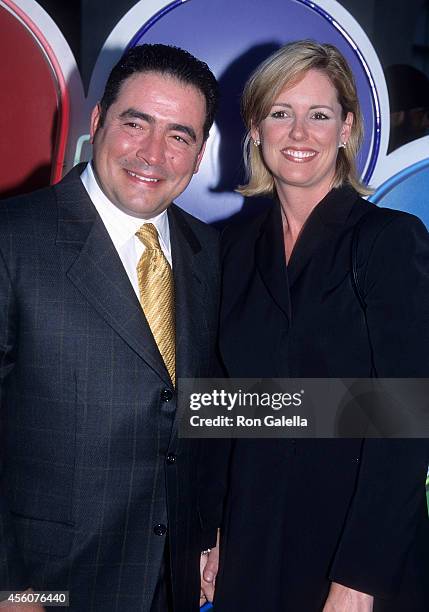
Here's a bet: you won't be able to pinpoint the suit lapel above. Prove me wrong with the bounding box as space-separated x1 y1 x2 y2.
54 166 171 386
167 205 213 446
168 205 208 380
256 202 291 322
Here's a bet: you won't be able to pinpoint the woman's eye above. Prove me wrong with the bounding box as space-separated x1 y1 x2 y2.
271 110 289 119
312 112 329 120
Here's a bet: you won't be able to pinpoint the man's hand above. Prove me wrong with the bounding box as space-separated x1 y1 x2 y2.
200 530 220 605
0 589 45 611
323 582 374 612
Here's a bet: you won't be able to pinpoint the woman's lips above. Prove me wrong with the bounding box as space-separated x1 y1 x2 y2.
280 148 318 163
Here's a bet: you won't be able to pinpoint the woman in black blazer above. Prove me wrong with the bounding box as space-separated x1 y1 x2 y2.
201 41 429 611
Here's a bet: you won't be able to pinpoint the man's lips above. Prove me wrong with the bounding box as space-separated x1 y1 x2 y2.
281 148 318 162
124 169 162 183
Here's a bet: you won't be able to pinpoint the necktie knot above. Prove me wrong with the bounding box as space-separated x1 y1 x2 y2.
136 223 161 251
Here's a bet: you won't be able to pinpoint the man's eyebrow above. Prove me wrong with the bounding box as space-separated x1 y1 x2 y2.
118 108 197 142
119 108 153 123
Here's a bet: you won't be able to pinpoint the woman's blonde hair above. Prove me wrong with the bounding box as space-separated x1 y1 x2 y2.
238 40 371 197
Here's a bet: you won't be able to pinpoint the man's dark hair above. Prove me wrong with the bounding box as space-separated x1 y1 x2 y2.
98 43 219 141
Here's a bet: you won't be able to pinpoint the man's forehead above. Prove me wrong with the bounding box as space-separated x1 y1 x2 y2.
117 70 203 101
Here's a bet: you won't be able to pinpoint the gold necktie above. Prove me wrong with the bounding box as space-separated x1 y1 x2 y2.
136 223 175 385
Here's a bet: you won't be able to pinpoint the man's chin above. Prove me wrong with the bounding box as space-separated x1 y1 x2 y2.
114 197 169 219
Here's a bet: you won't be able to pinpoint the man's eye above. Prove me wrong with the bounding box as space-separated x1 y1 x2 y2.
125 122 142 129
173 135 188 144
312 112 329 120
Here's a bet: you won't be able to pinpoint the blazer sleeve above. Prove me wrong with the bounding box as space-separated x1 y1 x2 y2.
0 246 29 591
198 346 232 550
329 213 429 598
197 229 234 550
198 438 232 550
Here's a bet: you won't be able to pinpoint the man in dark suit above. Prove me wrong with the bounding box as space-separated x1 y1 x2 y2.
0 44 220 611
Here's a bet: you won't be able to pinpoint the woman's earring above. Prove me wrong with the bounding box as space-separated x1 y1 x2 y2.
338 141 347 148
253 139 261 147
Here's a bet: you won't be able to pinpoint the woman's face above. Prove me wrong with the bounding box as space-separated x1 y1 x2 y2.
252 68 353 195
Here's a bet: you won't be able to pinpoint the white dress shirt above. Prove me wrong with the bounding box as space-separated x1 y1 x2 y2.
80 162 172 300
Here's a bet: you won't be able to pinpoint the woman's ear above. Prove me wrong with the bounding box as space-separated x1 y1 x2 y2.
250 123 261 146
341 112 354 145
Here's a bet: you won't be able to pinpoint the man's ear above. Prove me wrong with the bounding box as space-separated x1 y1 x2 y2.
89 103 102 144
193 140 207 174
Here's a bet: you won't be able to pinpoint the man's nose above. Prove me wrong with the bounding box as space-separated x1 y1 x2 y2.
136 131 166 165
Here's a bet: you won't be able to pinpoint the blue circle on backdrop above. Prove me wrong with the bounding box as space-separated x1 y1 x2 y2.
371 159 429 229
131 0 379 223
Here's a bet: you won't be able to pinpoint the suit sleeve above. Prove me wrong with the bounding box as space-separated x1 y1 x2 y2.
330 214 429 597
0 246 29 591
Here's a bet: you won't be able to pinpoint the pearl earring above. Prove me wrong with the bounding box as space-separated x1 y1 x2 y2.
253 139 260 147
338 141 347 148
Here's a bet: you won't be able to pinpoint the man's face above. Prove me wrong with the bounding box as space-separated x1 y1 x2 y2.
90 71 207 218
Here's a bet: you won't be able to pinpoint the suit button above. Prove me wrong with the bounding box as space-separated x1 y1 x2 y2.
161 389 173 402
166 453 176 465
154 523 167 536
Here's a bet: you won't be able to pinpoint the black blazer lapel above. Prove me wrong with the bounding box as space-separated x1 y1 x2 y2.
54 167 171 386
255 202 291 322
287 186 359 288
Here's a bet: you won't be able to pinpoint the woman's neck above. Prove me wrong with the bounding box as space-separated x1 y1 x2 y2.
277 181 333 262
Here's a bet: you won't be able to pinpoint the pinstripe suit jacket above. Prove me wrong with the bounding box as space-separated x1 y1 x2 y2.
0 165 220 611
